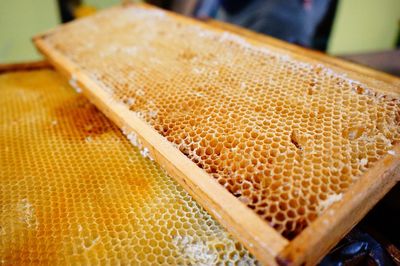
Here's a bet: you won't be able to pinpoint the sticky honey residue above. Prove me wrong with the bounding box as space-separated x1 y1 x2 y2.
17 199 38 229
53 95 113 139
318 193 343 212
172 235 217 265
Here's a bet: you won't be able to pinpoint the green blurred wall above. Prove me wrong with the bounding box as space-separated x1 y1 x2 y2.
328 0 400 55
84 0 121 9
0 0 60 63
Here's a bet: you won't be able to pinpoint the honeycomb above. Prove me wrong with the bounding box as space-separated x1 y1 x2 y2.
38 5 400 239
0 69 257 265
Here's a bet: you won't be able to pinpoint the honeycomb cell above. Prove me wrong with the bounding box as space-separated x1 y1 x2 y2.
40 5 400 238
0 69 257 265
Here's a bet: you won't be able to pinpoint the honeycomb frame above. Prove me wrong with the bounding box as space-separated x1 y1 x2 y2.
33 4 400 265
0 63 258 265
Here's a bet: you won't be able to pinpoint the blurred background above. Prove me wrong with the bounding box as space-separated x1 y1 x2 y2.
0 0 399 75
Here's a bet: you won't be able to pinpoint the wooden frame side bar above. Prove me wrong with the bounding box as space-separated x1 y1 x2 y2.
0 60 51 74
33 37 288 266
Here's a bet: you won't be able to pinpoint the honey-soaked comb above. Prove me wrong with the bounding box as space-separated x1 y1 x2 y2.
0 69 257 265
38 5 400 239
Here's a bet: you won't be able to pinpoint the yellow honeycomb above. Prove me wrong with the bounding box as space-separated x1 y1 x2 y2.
0 69 257 265
40 5 400 239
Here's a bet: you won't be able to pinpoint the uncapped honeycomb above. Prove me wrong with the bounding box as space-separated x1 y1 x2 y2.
0 69 257 265
38 5 400 239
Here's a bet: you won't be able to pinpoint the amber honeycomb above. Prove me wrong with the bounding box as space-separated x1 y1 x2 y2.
0 69 257 265
40 5 400 238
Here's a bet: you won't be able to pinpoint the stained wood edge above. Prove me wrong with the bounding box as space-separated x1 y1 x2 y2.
0 60 51 74
33 37 288 266
276 144 400 266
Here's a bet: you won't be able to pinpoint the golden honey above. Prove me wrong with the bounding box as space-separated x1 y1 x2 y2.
0 69 256 265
